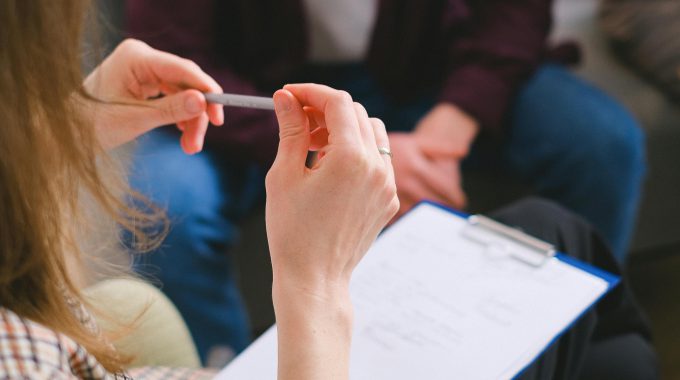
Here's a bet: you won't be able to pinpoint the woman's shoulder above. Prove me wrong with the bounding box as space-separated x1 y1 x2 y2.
0 308 216 380
0 307 125 379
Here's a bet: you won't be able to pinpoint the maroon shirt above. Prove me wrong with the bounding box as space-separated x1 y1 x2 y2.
126 0 553 165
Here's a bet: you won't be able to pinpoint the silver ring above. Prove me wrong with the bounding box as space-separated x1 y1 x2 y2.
378 147 393 158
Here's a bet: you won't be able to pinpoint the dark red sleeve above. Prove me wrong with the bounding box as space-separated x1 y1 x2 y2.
125 0 278 166
440 0 553 134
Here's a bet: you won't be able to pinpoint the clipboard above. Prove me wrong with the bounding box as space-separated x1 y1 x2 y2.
432 200 619 284
423 201 620 379
216 201 620 380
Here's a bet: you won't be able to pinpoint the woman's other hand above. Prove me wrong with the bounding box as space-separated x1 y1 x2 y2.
265 84 398 380
267 84 398 291
83 39 224 154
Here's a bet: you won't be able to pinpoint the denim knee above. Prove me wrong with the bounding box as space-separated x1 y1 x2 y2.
507 65 646 259
518 65 646 194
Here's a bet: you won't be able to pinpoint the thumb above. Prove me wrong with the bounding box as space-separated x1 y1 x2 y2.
272 89 310 170
146 89 206 128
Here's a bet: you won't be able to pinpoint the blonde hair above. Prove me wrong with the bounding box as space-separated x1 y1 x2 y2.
0 0 163 372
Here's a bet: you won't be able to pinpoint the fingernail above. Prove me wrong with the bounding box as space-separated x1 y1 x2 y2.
274 92 291 112
185 96 202 115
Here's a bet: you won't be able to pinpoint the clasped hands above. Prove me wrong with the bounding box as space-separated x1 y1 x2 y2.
389 103 479 218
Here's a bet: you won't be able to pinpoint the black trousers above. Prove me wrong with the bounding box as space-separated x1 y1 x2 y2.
491 198 659 380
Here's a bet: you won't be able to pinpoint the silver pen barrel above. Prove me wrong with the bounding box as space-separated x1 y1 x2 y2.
204 93 275 110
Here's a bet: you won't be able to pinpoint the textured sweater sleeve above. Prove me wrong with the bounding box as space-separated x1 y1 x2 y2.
440 0 552 134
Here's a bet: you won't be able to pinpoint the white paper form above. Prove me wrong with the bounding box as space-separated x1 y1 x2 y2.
216 203 610 380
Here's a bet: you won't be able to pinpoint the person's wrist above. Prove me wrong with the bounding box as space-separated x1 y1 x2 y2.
273 272 353 335
414 103 479 157
273 269 354 380
272 268 352 309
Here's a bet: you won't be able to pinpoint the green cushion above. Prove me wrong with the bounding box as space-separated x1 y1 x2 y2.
85 278 201 369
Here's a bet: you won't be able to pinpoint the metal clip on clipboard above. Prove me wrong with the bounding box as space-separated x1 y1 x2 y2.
461 215 556 267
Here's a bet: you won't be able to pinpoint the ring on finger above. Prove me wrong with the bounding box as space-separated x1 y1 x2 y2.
378 147 393 158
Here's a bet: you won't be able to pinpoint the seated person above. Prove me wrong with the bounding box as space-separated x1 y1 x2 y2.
125 1 647 361
0 1 657 379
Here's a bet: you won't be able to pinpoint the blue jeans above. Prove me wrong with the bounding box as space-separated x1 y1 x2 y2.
307 63 645 258
129 64 645 361
129 131 262 362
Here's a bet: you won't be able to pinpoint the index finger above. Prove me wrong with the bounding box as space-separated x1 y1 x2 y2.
144 49 224 126
283 83 362 145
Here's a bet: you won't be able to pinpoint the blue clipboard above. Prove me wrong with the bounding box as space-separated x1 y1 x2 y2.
217 200 623 380
411 201 620 378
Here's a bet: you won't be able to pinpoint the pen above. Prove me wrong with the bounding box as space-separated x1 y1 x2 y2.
204 93 275 111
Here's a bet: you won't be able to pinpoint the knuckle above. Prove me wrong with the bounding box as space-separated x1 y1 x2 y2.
389 197 401 216
351 153 372 176
333 90 353 106
379 180 395 203
182 58 202 71
342 145 365 163
372 166 388 185
118 38 146 53
355 159 371 176
370 117 386 131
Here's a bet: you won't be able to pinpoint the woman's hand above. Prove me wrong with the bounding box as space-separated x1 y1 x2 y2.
266 84 398 290
82 39 224 154
265 84 398 380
